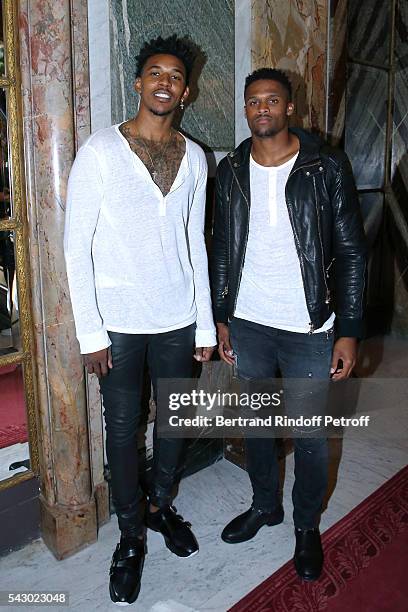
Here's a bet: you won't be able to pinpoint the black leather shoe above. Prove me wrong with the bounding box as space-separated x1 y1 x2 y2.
221 505 284 544
146 505 199 558
294 527 323 581
109 537 145 605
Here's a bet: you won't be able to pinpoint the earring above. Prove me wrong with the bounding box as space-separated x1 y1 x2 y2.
180 99 185 110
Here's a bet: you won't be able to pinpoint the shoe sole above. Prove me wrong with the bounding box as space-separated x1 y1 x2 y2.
293 558 322 582
221 515 284 544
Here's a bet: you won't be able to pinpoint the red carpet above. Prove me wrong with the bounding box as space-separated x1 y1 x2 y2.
229 465 408 612
0 365 28 449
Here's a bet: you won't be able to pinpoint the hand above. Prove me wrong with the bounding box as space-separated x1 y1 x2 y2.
330 337 357 381
217 322 235 365
194 346 216 362
83 347 113 378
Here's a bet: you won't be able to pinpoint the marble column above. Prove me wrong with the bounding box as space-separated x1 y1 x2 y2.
252 0 328 134
18 0 108 559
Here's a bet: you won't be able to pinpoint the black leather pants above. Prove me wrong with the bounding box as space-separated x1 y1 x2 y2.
99 324 195 536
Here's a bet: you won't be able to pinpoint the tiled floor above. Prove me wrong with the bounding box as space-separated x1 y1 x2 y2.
0 440 406 611
0 335 407 611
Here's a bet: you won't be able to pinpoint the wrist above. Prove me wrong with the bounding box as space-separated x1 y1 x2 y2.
216 321 228 329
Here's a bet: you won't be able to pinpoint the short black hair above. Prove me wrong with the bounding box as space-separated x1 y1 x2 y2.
244 68 292 100
135 34 197 84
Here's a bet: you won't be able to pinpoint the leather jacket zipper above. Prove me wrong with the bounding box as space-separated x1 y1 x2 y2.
286 160 322 333
228 158 250 315
285 189 315 333
326 257 335 274
312 176 331 305
222 179 234 301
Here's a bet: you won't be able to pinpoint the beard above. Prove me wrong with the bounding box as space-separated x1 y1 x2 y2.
252 126 278 138
251 117 287 139
149 106 174 117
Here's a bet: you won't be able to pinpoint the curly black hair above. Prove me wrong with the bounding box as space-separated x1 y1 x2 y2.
244 68 292 100
135 34 197 84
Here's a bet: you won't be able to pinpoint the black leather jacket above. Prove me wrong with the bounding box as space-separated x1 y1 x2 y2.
210 128 367 337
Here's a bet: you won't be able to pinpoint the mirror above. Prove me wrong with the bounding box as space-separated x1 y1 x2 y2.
0 363 29 481
0 231 21 354
0 2 4 77
0 88 12 219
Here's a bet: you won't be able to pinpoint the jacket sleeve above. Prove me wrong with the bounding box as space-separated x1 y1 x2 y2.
330 152 367 338
210 161 229 324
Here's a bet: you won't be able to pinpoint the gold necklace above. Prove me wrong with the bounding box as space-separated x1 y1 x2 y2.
137 131 175 183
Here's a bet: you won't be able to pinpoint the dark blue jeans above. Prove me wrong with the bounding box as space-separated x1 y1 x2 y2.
229 317 334 529
99 324 195 536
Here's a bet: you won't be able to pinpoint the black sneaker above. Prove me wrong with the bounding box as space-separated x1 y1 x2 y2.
146 505 199 558
109 536 145 605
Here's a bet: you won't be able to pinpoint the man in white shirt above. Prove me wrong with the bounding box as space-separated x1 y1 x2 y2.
211 68 366 581
64 35 216 605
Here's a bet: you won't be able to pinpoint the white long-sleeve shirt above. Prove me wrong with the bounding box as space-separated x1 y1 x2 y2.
64 125 216 354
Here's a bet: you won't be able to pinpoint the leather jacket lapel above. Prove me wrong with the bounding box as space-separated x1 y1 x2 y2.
227 138 252 207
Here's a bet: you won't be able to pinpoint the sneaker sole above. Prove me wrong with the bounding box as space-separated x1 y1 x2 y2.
162 536 199 558
175 547 199 559
109 583 141 606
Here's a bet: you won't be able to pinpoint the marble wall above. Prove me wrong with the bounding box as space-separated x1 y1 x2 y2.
88 0 111 133
327 0 347 144
344 0 408 186
393 0 408 178
235 0 251 145
110 0 234 150
345 0 390 190
345 64 387 190
389 0 408 334
344 0 408 336
252 0 328 134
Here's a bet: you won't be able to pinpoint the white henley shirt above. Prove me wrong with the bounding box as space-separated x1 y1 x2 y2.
64 125 216 354
235 153 335 332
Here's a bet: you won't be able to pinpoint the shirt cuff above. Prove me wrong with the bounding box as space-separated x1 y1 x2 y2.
77 329 112 354
195 328 217 348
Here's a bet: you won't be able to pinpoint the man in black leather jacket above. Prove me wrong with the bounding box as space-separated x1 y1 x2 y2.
211 68 366 581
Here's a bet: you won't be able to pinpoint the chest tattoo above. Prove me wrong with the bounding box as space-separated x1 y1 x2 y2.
119 124 186 197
